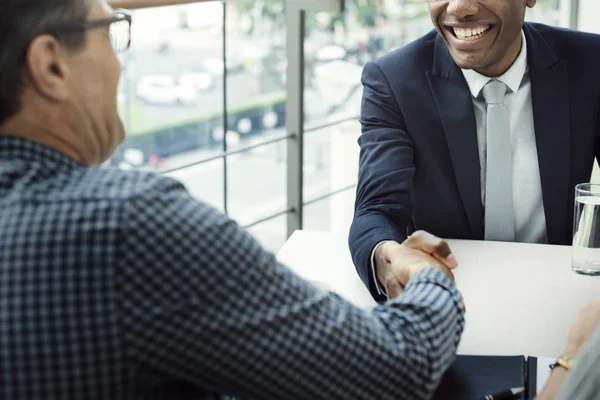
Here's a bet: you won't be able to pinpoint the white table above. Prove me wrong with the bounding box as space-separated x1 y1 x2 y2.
277 230 600 358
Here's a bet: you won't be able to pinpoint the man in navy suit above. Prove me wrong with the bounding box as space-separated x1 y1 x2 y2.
349 0 600 301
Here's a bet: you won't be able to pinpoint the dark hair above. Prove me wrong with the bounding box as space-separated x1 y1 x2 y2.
0 0 92 125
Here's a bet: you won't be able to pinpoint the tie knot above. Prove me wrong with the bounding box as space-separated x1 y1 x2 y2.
482 79 507 104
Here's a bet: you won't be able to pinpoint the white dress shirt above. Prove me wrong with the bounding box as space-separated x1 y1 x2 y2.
371 31 548 295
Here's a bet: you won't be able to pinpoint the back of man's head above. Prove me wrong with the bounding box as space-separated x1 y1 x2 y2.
0 0 90 126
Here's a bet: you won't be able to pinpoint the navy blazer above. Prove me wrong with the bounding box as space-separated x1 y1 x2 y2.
349 23 600 301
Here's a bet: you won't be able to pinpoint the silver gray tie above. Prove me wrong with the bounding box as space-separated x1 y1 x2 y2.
482 80 515 241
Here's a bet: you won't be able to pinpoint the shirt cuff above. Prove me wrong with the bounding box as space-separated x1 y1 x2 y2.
370 241 389 296
405 268 457 294
400 268 463 316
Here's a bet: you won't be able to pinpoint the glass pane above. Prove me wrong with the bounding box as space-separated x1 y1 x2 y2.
525 0 561 25
163 158 225 213
304 189 356 234
225 0 288 224
304 118 360 209
305 0 431 89
302 1 425 217
113 2 225 212
225 0 286 110
227 140 287 226
246 214 288 254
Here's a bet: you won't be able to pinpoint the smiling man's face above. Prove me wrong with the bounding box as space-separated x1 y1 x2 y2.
429 0 536 77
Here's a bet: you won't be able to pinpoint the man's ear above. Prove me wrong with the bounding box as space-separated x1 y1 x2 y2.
526 0 537 9
25 35 71 102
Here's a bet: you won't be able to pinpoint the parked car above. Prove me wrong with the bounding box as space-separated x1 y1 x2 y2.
136 75 198 106
179 68 214 92
315 44 347 63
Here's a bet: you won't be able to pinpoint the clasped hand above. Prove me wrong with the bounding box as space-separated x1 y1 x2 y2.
374 231 462 304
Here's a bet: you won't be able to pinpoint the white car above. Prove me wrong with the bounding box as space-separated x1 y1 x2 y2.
315 45 347 63
136 75 198 106
179 69 214 92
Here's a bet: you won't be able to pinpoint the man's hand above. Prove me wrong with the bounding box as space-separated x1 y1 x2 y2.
374 231 459 299
562 301 600 357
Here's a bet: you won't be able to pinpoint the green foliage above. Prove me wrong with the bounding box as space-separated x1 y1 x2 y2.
351 0 386 27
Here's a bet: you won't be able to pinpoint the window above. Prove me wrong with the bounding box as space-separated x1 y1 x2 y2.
114 2 226 212
114 0 289 251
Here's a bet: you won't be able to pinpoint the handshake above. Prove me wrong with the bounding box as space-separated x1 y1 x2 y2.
374 231 460 300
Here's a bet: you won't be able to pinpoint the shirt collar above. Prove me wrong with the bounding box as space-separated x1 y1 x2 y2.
461 30 528 98
0 136 82 171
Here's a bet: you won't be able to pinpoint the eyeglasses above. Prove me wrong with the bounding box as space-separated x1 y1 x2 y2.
54 11 132 53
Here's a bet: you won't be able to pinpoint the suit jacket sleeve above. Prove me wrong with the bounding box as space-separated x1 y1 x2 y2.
349 61 417 301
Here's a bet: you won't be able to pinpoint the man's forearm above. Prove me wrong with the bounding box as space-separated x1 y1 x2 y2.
348 211 406 298
536 368 569 400
200 263 464 400
368 268 465 398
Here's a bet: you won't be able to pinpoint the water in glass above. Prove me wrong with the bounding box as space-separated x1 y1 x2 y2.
572 194 600 275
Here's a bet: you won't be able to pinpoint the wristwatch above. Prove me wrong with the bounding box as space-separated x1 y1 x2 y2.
550 356 576 371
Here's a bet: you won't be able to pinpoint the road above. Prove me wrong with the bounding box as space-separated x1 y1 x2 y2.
119 46 337 133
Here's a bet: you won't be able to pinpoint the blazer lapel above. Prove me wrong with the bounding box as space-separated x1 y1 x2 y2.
525 23 571 244
427 35 484 239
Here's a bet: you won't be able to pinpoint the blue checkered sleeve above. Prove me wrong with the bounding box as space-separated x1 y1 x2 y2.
118 177 465 400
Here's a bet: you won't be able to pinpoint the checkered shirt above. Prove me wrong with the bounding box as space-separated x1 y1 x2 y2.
0 137 464 400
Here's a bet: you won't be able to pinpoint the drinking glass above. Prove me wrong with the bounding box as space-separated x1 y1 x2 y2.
572 183 600 275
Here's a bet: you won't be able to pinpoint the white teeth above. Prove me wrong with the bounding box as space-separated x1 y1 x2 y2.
453 25 490 40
